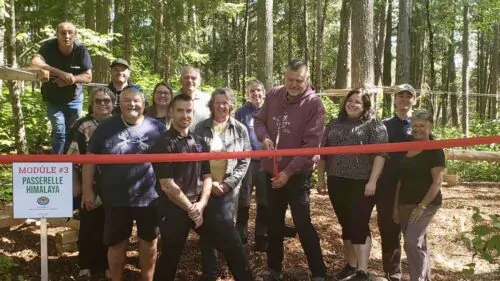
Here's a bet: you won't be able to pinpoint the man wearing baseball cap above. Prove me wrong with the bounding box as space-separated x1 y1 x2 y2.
107 58 142 114
376 84 417 281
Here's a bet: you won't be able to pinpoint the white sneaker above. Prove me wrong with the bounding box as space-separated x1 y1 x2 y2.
78 269 91 278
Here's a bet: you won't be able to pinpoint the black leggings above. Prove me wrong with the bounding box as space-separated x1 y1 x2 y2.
328 176 375 244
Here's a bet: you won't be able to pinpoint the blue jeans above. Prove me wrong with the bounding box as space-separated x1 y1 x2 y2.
46 97 82 154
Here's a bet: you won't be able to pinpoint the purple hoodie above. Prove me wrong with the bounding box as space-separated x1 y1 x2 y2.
255 85 325 176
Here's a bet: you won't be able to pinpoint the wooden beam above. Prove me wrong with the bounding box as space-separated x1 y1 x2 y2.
446 149 500 162
0 67 50 82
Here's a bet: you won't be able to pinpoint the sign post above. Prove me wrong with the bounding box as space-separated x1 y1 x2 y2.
12 162 73 281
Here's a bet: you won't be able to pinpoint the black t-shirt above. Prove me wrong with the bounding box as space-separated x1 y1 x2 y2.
149 128 211 206
398 149 446 206
39 38 92 104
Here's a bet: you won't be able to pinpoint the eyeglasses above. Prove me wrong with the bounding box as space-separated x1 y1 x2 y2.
155 90 171 96
94 98 112 105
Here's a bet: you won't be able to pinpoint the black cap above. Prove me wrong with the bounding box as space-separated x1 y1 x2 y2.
110 58 131 69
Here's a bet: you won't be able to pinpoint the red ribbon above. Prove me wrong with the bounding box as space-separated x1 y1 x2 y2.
0 136 498 164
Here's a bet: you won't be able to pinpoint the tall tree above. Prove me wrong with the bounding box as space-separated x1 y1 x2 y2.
425 0 436 90
85 0 95 31
153 1 164 73
489 23 499 119
382 0 393 117
242 0 250 86
257 0 273 90
123 0 132 63
302 0 309 63
5 0 28 154
462 4 469 136
351 0 374 87
0 0 5 93
374 0 388 86
335 0 351 89
395 0 411 84
313 0 328 91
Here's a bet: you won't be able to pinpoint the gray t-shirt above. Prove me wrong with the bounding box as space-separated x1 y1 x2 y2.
321 118 388 180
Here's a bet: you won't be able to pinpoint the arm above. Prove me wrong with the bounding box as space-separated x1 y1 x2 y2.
254 95 271 143
364 155 386 196
158 178 194 212
198 174 212 206
419 166 445 207
74 68 92 84
31 54 68 78
81 163 96 210
393 180 401 223
316 159 327 194
73 169 82 198
223 125 251 189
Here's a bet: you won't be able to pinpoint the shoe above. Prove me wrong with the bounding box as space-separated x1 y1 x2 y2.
256 270 283 281
334 264 357 281
284 225 297 238
78 269 91 278
351 270 371 281
255 235 268 252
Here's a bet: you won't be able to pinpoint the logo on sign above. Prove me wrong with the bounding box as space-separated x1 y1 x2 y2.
37 196 50 205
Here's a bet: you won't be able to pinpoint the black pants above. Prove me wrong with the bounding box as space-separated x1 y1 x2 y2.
266 172 326 278
375 182 402 281
153 198 252 281
78 205 108 273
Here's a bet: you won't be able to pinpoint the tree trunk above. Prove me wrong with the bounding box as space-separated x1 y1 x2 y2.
0 0 5 93
287 0 293 62
335 0 351 89
382 0 393 117
313 0 328 91
257 0 274 90
242 0 250 87
396 0 411 84
425 0 436 90
85 0 96 30
462 4 469 137
123 0 131 63
490 23 499 119
351 0 374 88
374 0 388 86
153 1 164 73
302 0 309 63
5 0 28 154
410 3 425 89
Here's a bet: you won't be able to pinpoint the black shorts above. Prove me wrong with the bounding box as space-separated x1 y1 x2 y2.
103 205 159 246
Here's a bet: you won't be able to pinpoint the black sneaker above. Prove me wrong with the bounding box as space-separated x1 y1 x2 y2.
334 264 357 281
351 270 371 281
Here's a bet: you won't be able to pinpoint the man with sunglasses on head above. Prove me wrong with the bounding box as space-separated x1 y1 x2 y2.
82 86 165 281
31 21 93 154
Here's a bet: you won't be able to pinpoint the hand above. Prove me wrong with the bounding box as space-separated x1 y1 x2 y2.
364 180 377 197
54 77 70 87
409 205 425 224
392 208 400 224
211 181 226 196
262 138 274 150
188 202 205 228
271 172 289 189
60 72 76 85
316 179 327 195
81 189 96 211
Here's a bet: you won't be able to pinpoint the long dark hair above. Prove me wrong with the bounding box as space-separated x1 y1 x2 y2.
338 88 373 121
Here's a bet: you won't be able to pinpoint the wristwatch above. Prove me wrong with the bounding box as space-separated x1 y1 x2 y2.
418 202 427 209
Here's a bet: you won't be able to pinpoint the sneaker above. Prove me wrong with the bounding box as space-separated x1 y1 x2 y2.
351 270 371 281
334 264 357 281
78 269 91 278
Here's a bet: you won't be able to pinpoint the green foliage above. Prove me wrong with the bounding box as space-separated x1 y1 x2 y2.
0 255 17 280
459 207 500 276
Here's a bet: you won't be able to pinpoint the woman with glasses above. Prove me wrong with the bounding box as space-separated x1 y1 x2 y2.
392 110 445 281
317 88 388 281
64 86 116 278
145 82 173 127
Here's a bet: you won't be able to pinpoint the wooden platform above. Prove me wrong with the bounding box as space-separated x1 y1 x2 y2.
0 67 50 82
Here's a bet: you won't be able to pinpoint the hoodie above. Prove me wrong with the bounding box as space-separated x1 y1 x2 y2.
235 101 262 152
254 85 325 176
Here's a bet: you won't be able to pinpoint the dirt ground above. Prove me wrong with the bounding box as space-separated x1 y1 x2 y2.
0 183 499 281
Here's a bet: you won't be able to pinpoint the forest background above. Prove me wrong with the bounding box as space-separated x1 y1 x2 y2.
0 0 499 189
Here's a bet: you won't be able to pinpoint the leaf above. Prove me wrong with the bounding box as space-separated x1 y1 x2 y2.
473 225 491 236
486 235 500 256
472 212 484 223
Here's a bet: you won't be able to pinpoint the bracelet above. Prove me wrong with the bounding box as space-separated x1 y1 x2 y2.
418 202 427 209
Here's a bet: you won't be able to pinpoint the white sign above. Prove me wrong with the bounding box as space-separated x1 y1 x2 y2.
12 163 73 219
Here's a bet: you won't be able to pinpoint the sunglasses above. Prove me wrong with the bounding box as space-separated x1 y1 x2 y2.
94 98 112 105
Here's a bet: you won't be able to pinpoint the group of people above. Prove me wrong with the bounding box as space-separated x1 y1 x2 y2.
30 21 445 281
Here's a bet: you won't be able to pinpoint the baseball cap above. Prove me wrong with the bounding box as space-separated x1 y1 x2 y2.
394 84 416 97
110 58 131 69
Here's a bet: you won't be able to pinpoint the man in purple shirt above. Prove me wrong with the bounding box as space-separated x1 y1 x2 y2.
254 59 326 281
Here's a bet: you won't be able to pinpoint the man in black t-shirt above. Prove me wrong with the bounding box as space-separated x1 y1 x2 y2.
150 94 252 281
31 22 93 154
